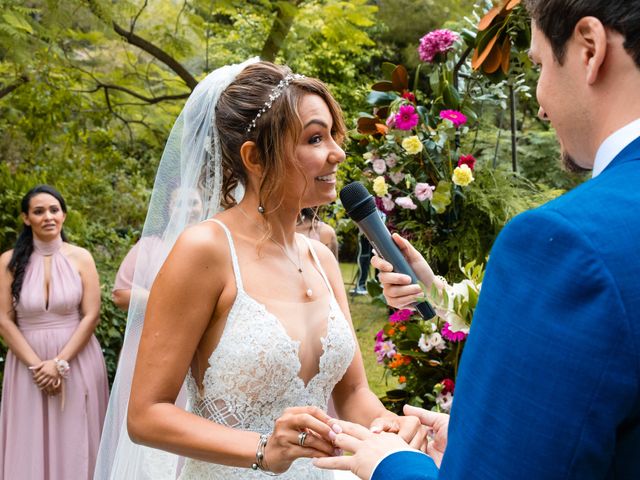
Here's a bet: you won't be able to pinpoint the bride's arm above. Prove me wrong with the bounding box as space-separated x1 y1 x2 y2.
314 242 425 445
127 223 336 473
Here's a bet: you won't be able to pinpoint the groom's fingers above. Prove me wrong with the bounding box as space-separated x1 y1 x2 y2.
404 404 443 427
313 455 353 471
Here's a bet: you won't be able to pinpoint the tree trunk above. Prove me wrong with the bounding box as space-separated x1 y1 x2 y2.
260 1 302 62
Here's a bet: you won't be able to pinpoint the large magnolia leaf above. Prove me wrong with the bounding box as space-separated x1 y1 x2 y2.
391 65 409 92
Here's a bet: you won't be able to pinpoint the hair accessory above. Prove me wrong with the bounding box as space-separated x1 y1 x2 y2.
246 73 305 133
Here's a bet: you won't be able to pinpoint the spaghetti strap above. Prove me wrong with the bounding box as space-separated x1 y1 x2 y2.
301 236 335 298
206 219 244 291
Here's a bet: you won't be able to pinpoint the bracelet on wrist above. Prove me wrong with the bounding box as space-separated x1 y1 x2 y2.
54 357 70 378
250 433 279 476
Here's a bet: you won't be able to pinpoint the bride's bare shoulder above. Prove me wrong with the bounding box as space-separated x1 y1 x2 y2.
171 219 231 265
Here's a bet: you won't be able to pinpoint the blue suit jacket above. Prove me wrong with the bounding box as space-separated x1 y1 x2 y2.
373 136 640 479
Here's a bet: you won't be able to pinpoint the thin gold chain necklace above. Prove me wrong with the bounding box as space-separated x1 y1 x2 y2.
236 204 313 298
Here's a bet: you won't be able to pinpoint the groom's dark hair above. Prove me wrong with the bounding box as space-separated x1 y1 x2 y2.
524 0 640 68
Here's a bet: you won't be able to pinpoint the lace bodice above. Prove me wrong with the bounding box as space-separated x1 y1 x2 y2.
178 220 356 479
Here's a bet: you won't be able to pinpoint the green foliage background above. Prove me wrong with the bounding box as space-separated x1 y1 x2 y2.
0 0 582 390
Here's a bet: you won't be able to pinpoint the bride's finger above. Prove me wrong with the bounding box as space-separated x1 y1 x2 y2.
291 430 335 456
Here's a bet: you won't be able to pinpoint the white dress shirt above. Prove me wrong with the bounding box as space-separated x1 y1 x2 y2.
592 118 640 177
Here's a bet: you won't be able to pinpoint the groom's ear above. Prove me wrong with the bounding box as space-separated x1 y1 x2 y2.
240 141 263 178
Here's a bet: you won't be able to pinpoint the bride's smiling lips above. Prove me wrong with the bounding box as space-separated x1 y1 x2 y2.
315 172 337 184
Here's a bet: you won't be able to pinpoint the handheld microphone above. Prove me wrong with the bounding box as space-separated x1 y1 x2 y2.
340 181 436 320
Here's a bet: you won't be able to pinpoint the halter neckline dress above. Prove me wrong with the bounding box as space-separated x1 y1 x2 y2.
0 237 108 480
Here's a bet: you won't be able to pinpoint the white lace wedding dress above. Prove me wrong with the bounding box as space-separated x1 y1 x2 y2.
178 220 357 479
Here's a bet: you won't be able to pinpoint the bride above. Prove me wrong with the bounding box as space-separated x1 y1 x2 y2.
95 58 425 479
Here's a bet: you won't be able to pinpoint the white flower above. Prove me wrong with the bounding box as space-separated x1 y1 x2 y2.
437 279 477 333
363 152 374 161
418 332 446 353
435 392 453 412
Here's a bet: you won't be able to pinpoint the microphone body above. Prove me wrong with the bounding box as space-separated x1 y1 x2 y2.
340 182 436 320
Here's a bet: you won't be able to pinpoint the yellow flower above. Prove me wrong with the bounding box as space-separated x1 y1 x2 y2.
452 164 474 186
401 136 423 155
372 176 388 197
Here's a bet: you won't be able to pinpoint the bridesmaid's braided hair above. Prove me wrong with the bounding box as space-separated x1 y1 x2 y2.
8 185 68 305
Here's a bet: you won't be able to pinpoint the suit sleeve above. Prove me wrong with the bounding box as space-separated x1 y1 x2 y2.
371 450 438 480
438 208 637 479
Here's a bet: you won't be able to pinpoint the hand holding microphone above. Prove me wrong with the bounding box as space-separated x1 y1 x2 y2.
340 182 437 319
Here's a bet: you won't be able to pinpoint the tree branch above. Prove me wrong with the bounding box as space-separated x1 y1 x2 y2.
260 1 303 62
0 76 29 100
111 21 198 90
97 82 190 104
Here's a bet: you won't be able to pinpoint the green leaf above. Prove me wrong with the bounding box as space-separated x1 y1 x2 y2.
2 11 33 34
431 181 452 214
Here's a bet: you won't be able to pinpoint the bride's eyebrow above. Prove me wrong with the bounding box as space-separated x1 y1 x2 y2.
303 119 329 129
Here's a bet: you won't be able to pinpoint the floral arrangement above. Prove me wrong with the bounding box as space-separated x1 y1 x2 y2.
351 1 535 411
375 260 484 412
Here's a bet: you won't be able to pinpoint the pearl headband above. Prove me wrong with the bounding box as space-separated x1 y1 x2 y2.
246 73 305 133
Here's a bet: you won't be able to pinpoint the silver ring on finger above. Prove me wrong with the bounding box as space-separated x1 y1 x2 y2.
297 431 308 447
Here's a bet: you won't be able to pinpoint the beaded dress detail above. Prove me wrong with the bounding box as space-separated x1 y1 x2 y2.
178 220 356 479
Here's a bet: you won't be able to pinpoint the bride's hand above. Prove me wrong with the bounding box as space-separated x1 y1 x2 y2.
264 406 338 473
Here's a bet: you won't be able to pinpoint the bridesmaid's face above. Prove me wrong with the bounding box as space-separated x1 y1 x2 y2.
22 193 66 241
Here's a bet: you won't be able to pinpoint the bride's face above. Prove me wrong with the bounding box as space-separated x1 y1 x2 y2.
287 94 345 208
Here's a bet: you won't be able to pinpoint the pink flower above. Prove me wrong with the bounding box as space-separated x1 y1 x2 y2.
414 182 436 202
381 195 395 212
374 340 397 364
441 378 455 395
385 154 398 168
418 29 459 63
394 104 419 130
389 309 413 323
441 322 468 342
458 154 477 170
439 110 467 128
375 329 385 342
386 114 396 128
389 171 405 184
395 196 417 210
372 159 387 174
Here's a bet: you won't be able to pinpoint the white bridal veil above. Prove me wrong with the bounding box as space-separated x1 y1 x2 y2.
94 57 259 480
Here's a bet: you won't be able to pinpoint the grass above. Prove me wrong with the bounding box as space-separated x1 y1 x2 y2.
339 262 396 398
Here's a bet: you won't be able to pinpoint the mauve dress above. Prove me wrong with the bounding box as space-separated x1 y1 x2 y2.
0 237 109 479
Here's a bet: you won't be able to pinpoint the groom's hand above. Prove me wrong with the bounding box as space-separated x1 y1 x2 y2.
369 414 428 451
404 405 449 467
313 420 412 480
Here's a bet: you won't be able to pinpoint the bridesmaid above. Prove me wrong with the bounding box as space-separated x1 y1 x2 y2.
0 185 109 479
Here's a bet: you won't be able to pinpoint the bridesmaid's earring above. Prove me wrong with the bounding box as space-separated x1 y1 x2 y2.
257 204 265 214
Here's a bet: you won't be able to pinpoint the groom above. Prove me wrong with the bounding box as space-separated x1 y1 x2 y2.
315 0 640 478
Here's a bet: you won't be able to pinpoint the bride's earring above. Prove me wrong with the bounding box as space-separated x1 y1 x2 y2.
257 204 265 214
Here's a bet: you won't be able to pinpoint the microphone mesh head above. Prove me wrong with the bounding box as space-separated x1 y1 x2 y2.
340 182 377 222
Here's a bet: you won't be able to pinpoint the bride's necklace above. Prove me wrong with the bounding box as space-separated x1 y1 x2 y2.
236 204 313 298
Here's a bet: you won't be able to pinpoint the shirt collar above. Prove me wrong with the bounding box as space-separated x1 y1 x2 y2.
593 118 640 178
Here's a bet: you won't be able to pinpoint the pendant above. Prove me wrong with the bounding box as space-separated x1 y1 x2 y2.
306 288 313 298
